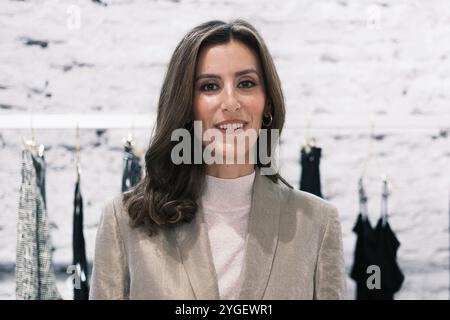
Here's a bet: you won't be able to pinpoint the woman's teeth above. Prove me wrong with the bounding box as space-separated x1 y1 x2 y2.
218 123 244 131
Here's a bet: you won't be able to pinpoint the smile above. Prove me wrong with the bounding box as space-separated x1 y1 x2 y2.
214 120 248 133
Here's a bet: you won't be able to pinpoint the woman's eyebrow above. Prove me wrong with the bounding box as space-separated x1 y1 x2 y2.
195 73 221 81
195 69 260 81
235 68 260 78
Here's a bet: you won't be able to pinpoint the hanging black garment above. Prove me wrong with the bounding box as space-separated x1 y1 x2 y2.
350 179 404 300
370 218 404 299
369 179 404 299
350 214 377 299
121 142 142 192
73 174 89 300
299 146 322 197
350 179 377 299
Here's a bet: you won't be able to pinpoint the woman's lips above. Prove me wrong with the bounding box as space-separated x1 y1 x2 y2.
214 122 248 134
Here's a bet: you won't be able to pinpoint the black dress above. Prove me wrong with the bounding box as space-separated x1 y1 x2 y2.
350 179 376 299
370 218 404 299
299 146 322 198
121 142 142 192
73 174 89 300
350 213 377 299
350 179 404 300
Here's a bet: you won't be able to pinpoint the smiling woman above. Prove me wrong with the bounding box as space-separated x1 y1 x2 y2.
89 19 347 300
193 39 266 176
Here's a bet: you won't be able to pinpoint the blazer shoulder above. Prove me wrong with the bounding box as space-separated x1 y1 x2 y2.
276 182 339 225
100 193 129 227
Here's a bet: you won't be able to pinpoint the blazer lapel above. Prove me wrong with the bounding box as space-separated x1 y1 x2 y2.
173 168 281 300
174 203 220 300
237 169 281 299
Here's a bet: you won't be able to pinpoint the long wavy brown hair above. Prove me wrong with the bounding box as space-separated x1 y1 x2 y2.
123 19 292 236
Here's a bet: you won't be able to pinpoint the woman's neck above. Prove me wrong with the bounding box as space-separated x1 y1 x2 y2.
202 169 255 211
205 164 255 179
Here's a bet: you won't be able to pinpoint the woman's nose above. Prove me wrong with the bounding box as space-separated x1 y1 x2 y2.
220 84 241 112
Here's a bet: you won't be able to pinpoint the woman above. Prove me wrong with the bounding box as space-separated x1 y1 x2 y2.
89 19 346 300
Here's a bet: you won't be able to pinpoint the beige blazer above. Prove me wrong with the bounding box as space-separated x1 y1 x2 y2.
89 169 347 300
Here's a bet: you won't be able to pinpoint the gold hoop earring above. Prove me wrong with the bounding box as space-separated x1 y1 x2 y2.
262 113 273 127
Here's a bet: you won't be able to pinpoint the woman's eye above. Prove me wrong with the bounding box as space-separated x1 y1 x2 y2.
200 83 219 91
238 80 256 88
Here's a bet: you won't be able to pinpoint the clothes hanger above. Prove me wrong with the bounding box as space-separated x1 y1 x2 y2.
122 119 144 158
75 121 81 179
360 114 385 181
380 176 390 226
358 177 369 220
22 111 44 157
302 113 317 154
122 121 136 153
359 114 392 222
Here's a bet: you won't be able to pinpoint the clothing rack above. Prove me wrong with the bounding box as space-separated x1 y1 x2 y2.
0 114 448 133
0 113 155 129
6 112 450 299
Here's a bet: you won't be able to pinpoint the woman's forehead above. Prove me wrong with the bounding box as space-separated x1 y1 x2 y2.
196 40 261 75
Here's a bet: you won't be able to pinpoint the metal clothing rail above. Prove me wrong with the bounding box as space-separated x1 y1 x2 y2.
0 113 156 129
0 113 448 132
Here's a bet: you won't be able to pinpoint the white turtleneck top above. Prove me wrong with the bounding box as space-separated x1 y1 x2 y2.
200 170 256 300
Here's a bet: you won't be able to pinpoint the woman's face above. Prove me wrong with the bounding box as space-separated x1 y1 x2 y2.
193 39 266 162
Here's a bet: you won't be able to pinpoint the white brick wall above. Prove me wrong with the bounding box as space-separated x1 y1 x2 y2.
0 0 449 299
